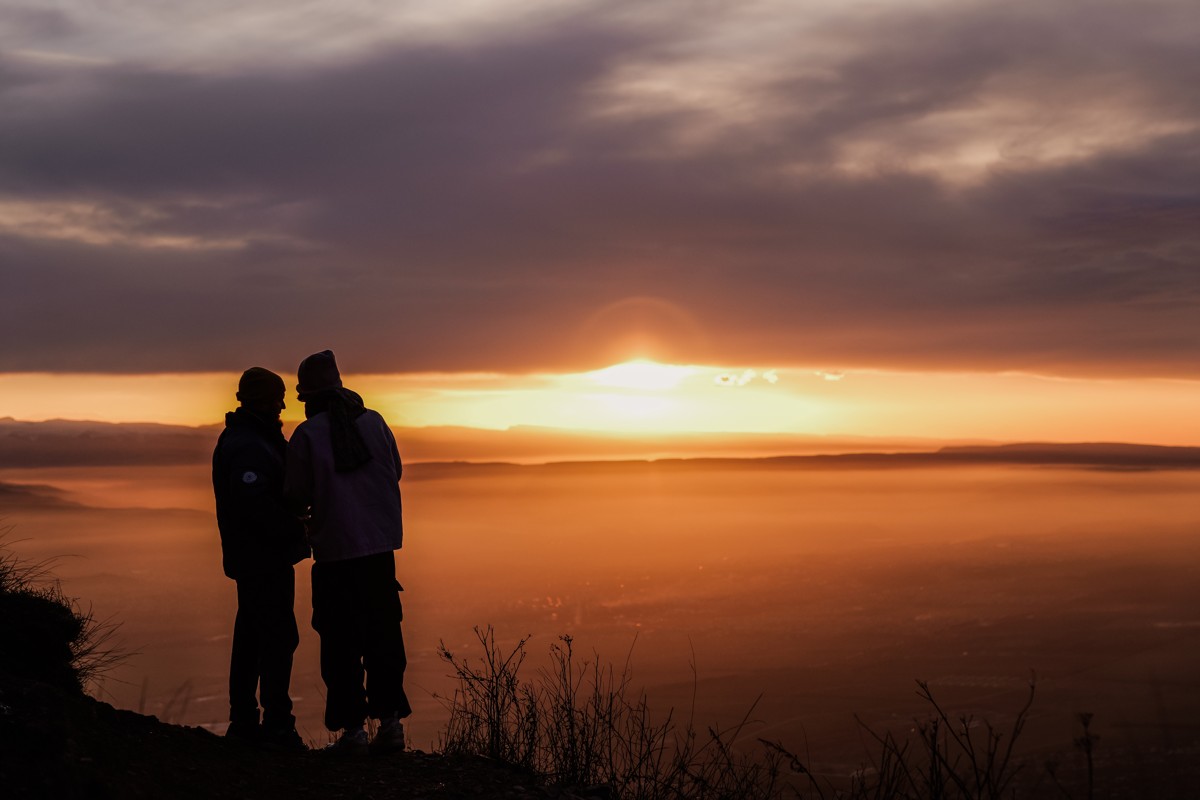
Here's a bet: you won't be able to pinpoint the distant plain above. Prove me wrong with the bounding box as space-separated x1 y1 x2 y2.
3 458 1199 779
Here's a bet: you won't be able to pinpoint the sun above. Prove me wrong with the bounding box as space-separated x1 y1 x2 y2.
585 360 695 391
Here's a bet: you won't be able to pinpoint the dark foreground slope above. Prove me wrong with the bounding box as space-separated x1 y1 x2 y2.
0 539 599 800
4 629 1200 799
0 674 601 800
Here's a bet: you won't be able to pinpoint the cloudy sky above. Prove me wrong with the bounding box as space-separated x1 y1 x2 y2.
2 0 1198 439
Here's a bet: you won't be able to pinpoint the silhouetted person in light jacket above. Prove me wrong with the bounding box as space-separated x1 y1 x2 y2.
212 367 310 751
284 350 411 756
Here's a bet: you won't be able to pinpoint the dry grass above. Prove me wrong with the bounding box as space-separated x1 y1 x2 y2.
437 626 793 799
435 627 1102 800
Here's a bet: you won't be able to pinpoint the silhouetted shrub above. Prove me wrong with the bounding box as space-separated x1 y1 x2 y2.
0 534 123 693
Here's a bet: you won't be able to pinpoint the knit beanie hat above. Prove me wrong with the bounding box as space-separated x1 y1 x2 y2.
296 349 343 401
236 367 286 404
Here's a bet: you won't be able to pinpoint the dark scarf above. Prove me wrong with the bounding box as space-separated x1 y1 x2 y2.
304 388 372 472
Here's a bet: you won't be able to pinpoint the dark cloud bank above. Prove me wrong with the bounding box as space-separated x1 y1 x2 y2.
1 1 1198 377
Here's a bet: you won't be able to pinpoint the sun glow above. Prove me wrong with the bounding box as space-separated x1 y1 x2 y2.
356 359 804 434
587 360 695 391
593 393 676 419
4 365 1200 446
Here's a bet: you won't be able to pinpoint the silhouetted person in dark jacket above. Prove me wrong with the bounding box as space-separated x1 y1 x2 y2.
285 350 411 756
212 367 310 751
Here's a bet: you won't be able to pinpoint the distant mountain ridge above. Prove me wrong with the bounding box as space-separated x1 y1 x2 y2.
406 443 1200 479
0 417 956 468
940 442 1200 464
2 418 1198 470
0 418 220 468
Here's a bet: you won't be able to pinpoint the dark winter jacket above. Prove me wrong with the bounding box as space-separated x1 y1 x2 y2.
212 408 310 579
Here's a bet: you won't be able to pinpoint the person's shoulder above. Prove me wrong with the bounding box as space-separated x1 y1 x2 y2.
216 430 276 474
288 416 325 450
212 426 232 461
216 419 255 450
293 415 327 435
355 410 393 429
361 408 396 436
234 426 276 452
361 407 391 426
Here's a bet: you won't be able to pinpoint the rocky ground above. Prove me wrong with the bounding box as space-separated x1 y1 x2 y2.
0 676 611 800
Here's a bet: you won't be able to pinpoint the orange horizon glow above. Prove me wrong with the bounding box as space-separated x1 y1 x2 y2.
1 360 1199 446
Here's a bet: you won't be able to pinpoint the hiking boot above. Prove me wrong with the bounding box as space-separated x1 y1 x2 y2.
261 725 308 753
369 717 405 756
224 720 260 743
323 727 368 757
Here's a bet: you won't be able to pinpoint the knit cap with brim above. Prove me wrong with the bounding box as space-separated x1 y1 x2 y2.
296 350 343 401
236 367 286 404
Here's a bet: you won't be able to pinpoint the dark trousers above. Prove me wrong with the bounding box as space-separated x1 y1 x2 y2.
311 551 412 731
230 566 299 730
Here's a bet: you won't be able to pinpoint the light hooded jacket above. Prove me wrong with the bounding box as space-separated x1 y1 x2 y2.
284 408 404 562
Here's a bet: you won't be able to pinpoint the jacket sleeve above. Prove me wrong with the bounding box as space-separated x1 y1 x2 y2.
384 422 403 481
284 426 314 513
